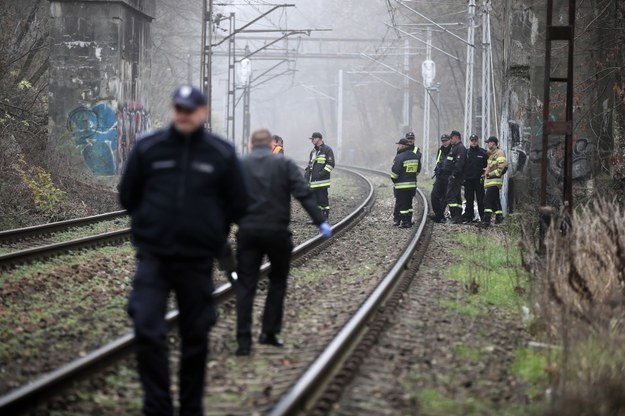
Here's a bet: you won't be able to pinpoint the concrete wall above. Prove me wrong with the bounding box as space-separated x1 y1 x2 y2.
49 0 154 176
501 0 620 209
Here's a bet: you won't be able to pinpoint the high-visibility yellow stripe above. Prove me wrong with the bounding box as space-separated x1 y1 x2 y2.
310 180 331 188
324 165 333 173
399 209 413 214
390 173 399 179
484 178 503 187
448 203 462 208
446 156 454 160
394 182 417 189
484 209 493 213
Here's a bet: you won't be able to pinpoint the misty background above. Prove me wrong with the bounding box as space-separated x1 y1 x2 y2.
150 0 504 169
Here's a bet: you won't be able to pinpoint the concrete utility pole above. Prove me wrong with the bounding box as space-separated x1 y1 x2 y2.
337 69 344 162
403 38 411 129
422 28 433 172
463 0 477 140
480 0 492 141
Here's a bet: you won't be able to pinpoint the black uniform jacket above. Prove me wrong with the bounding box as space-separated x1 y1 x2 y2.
305 143 335 187
434 145 452 175
391 147 420 189
239 145 326 231
119 126 248 258
465 145 488 180
442 141 468 178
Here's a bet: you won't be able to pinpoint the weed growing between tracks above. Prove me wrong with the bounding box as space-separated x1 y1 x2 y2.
406 221 550 415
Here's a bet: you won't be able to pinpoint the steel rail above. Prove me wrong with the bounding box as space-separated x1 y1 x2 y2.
0 210 127 244
269 169 429 416
0 229 132 270
0 167 373 416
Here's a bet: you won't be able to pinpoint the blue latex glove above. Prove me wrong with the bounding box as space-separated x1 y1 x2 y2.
319 222 332 239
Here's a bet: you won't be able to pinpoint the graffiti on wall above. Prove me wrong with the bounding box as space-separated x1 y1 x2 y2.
508 115 593 182
68 102 151 176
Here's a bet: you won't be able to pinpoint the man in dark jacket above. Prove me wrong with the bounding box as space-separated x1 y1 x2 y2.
391 138 421 228
442 130 467 224
235 129 331 356
462 134 488 223
305 132 335 220
119 85 248 416
431 134 452 223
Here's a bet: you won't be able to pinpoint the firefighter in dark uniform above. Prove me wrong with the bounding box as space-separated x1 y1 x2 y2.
462 134 488 223
479 136 508 228
431 134 452 223
119 85 248 416
305 132 335 220
443 130 467 224
391 138 420 228
235 129 331 356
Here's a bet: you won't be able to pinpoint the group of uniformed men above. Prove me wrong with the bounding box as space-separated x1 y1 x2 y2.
390 130 508 228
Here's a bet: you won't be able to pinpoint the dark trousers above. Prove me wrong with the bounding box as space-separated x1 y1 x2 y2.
128 253 217 416
445 175 464 218
393 188 416 223
235 229 294 348
484 186 503 218
431 174 449 221
463 178 485 220
312 187 330 217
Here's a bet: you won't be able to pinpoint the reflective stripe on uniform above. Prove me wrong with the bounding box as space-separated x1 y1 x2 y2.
484 177 503 187
484 209 493 213
319 205 330 210
310 180 331 188
495 210 503 215
446 156 454 160
324 165 333 173
394 181 417 189
399 209 414 214
448 203 462 208
390 172 399 179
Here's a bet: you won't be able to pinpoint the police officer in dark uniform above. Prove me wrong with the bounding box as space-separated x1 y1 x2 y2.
305 132 335 220
235 129 331 356
119 85 248 416
405 131 422 157
443 130 467 224
431 134 452 223
462 134 488 223
391 138 420 228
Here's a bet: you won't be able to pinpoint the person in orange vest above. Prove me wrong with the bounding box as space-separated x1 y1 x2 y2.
272 135 284 154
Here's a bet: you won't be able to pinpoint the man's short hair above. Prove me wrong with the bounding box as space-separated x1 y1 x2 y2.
251 129 273 146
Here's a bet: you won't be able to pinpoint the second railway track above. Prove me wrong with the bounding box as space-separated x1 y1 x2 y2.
0 167 374 415
7 166 433 416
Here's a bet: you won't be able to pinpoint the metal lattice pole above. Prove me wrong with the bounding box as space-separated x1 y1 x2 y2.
481 0 492 141
463 0 476 140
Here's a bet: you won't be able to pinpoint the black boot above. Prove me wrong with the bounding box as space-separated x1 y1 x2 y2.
495 213 504 224
478 213 492 229
449 207 462 224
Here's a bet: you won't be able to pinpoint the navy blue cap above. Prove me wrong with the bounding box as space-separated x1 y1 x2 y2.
172 85 207 110
469 134 479 140
405 131 415 139
440 134 450 141
396 138 410 145
450 130 461 138
311 132 323 139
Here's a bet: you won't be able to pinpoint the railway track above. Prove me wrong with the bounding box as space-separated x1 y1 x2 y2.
0 211 129 270
0 167 375 415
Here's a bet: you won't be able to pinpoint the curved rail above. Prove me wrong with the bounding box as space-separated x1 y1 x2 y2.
0 210 127 244
0 167 374 416
269 168 430 416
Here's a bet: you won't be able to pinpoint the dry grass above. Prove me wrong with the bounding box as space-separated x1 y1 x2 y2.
522 199 625 415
